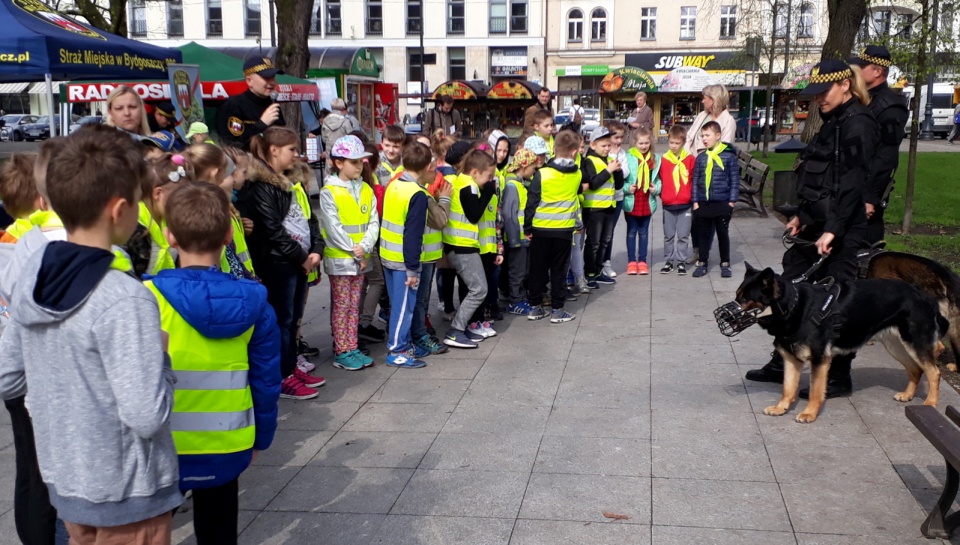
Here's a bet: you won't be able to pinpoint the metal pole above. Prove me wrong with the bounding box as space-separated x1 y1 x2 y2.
922 0 940 140
268 0 276 47
44 73 56 138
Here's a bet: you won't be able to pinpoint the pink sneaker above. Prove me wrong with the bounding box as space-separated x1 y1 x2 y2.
296 355 316 373
294 368 326 388
280 375 319 400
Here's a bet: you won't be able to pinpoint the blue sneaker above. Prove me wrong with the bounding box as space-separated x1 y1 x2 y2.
414 334 449 355
444 329 479 349
528 305 549 321
386 350 427 369
550 309 576 323
508 301 532 315
412 343 432 358
586 277 600 289
333 350 366 371
692 262 709 278
596 273 616 285
566 271 575 286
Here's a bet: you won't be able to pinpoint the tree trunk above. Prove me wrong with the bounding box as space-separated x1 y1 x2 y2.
800 0 869 143
71 0 126 36
903 0 931 235
274 0 311 139
761 1 779 157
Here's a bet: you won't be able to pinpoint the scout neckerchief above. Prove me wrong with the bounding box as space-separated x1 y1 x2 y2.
703 143 728 198
628 148 652 193
661 149 690 194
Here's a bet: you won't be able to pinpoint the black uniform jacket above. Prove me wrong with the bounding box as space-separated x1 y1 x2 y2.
216 89 286 150
865 83 909 206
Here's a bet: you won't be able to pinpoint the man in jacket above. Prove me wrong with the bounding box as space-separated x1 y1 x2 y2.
321 99 360 162
848 45 909 244
216 57 285 150
524 88 554 131
422 94 462 136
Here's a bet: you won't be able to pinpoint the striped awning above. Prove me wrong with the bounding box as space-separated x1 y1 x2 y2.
0 83 29 94
27 82 66 94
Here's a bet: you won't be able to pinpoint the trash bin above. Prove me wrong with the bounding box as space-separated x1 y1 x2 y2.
772 170 799 216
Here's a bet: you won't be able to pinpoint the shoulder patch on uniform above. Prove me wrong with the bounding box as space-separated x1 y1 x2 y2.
228 116 244 137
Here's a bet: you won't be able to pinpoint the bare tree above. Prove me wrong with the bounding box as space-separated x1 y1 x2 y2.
274 0 312 138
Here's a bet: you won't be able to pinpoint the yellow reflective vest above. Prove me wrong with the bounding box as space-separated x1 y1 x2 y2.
479 185 499 255
581 155 615 209
533 166 581 230
504 174 528 241
291 182 318 283
145 281 256 455
380 179 429 265
139 202 176 274
442 174 480 249
5 210 64 241
320 183 374 260
220 214 256 277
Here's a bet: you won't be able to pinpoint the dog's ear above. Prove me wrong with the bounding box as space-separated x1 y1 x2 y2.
744 262 758 276
760 268 779 297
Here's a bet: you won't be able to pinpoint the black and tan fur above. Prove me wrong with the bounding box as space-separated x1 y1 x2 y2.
737 263 948 423
867 251 960 372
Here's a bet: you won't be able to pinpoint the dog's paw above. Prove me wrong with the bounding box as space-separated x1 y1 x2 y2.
924 399 939 407
763 405 787 416
894 392 915 402
795 412 818 424
948 363 958 373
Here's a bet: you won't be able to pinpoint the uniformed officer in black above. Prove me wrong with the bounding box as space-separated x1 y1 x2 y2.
216 57 286 150
848 45 909 244
745 60 880 398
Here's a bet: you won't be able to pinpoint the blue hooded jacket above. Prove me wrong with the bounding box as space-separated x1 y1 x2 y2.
150 267 281 491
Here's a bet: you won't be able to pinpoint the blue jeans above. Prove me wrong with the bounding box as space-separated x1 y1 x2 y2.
411 262 435 340
384 267 418 353
625 214 652 263
259 261 306 379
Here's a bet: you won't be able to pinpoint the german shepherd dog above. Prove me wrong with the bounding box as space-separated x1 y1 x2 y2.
867 252 960 372
736 263 948 423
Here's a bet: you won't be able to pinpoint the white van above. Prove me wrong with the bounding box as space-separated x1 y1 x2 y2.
902 83 956 138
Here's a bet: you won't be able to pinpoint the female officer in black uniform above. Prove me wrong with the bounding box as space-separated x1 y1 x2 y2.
745 59 880 398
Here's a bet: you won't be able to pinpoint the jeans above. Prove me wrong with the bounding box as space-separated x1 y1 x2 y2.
624 214 651 263
583 207 615 277
446 251 487 332
569 231 585 280
602 200 623 263
384 267 418 353
260 261 306 378
192 478 239 545
410 262 436 341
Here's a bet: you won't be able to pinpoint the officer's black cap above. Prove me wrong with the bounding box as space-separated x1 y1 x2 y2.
848 45 893 68
243 56 282 79
155 101 176 118
802 59 854 96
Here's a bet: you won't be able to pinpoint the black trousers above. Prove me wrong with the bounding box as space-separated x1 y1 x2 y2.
696 211 732 264
192 478 240 545
6 396 58 545
504 246 529 304
583 208 614 277
866 206 886 245
529 235 573 310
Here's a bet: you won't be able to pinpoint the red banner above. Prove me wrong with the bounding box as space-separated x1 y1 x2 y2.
65 81 319 103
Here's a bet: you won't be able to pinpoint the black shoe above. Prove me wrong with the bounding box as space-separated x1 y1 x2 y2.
565 287 578 301
358 343 371 356
745 362 784 383
298 338 320 357
799 380 853 400
358 324 386 343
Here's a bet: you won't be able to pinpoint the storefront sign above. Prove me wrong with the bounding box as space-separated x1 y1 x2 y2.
433 81 478 100
659 66 716 92
625 52 746 88
599 67 657 94
556 65 610 77
491 48 527 77
65 81 318 102
488 80 535 99
350 49 380 77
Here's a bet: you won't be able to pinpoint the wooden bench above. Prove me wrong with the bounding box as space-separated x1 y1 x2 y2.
905 404 960 539
735 149 770 217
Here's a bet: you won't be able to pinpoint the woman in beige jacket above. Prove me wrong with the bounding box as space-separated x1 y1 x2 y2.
684 84 737 156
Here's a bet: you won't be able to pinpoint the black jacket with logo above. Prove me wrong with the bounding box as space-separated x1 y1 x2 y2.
216 90 286 150
866 83 909 206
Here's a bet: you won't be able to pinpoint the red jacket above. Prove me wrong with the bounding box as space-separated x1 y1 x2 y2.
659 151 695 207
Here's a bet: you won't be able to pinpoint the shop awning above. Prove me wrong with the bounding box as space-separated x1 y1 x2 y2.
431 80 489 100
487 80 542 100
216 47 380 78
28 81 65 93
599 67 657 94
0 83 28 94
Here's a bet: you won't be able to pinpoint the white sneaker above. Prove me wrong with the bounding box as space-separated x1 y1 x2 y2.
297 354 316 373
479 321 497 338
602 261 617 278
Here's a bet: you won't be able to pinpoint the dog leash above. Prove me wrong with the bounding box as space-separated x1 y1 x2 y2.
781 230 828 284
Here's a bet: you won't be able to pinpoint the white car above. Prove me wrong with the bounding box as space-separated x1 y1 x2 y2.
579 108 601 137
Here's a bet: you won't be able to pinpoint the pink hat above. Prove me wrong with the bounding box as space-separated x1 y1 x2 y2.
331 135 372 160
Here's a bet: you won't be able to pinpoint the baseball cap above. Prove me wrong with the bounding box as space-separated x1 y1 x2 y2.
243 56 282 78
185 122 209 139
589 126 612 143
848 45 893 68
802 59 854 96
524 135 549 156
331 135 373 160
141 130 176 152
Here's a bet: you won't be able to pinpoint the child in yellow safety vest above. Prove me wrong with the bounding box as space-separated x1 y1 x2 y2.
501 149 538 316
581 126 624 288
321 136 380 371
146 183 280 545
0 152 66 244
125 153 188 278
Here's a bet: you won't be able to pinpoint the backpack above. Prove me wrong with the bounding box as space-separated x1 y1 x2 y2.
572 106 584 125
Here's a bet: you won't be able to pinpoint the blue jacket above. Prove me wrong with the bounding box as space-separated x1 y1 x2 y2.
150 267 281 491
691 143 740 204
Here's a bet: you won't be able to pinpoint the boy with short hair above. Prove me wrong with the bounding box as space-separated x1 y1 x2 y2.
380 142 432 368
531 110 557 159
659 125 696 275
524 130 582 323
0 151 66 243
0 123 182 543
147 182 280 545
581 126 623 288
376 125 407 185
691 120 739 278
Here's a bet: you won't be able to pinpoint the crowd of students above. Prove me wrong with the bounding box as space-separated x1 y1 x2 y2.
0 83 741 544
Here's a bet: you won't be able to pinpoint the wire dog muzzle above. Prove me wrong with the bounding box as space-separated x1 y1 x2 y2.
714 302 763 337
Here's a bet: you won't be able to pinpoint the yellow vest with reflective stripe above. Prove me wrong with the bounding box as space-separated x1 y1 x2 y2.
6 210 63 241
291 183 318 282
546 135 555 159
380 179 428 264
220 214 256 277
442 174 480 248
144 281 256 456
533 167 580 230
504 175 528 241
382 160 404 181
320 183 373 260
479 187 499 255
582 155 615 209
139 202 176 274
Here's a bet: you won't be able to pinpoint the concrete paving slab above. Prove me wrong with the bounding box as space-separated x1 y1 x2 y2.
0 426 12 452
310 431 437 469
265 466 413 514
652 526 796 545
534 436 650 477
172 509 260 545
442 402 551 435
341 402 455 434
652 478 792 532
780 480 929 537
420 431 542 472
253 430 334 467
391 469 528 518
238 512 385 545
510 519 651 545
275 400 361 431
371 515 514 545
237 465 301 511
409 358 486 380
795 534 944 545
518 473 651 524
544 405 650 439
371 378 471 405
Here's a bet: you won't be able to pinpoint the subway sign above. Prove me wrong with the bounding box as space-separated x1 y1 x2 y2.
625 52 745 72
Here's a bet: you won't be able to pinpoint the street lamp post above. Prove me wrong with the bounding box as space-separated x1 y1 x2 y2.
921 0 940 140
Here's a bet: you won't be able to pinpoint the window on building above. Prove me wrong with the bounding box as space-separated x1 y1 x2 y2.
367 0 383 35
511 0 527 33
407 0 422 35
720 5 736 39
448 0 465 35
490 0 507 34
130 0 146 37
640 7 656 40
409 48 424 82
310 0 322 34
207 0 222 36
590 8 606 42
568 8 583 42
327 0 341 35
798 3 814 38
872 10 891 36
245 0 261 37
896 12 913 39
167 0 183 37
680 6 696 40
940 5 954 39
449 47 466 80
774 9 787 38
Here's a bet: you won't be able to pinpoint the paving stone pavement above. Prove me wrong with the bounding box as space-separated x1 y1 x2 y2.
1 212 960 544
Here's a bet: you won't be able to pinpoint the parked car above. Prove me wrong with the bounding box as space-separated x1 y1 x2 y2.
68 115 102 134
579 108 601 137
0 114 40 141
21 115 75 141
